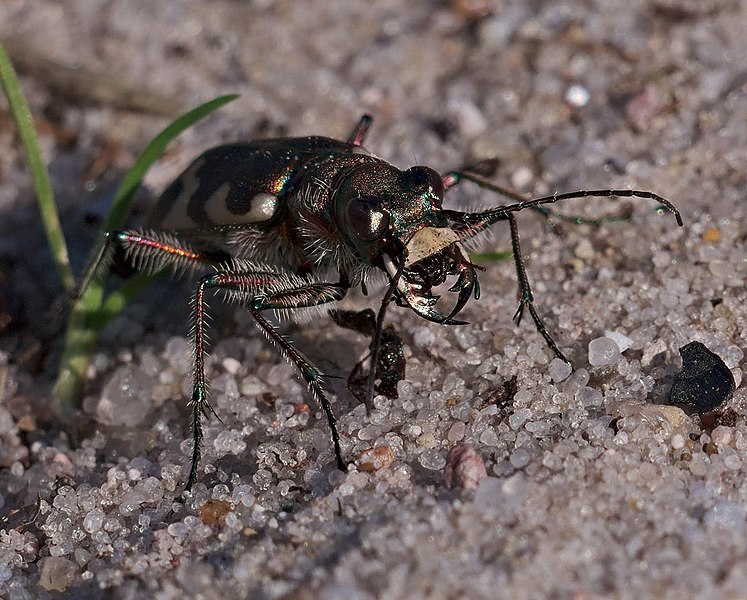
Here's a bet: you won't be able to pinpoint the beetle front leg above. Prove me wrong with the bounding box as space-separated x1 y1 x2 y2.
187 271 349 490
441 170 682 360
506 213 569 363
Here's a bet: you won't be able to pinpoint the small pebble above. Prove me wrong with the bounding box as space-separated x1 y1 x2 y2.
97 366 154 426
444 445 487 490
199 499 232 527
588 337 621 367
419 448 447 471
447 421 466 442
358 445 395 473
83 509 105 533
509 447 531 469
38 557 76 592
604 330 634 353
702 227 721 243
565 84 590 107
576 386 603 408
640 405 689 429
711 426 733 447
548 358 572 382
669 342 735 413
222 358 242 375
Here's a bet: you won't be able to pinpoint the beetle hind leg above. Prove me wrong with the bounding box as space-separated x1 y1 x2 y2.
71 228 224 311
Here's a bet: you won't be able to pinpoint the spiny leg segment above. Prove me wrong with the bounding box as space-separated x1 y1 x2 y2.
506 212 567 361
74 229 351 489
70 229 222 308
188 271 349 490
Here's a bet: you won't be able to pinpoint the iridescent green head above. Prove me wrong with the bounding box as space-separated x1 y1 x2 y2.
334 163 479 324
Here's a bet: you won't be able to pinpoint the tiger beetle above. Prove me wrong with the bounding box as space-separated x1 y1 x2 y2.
75 114 683 490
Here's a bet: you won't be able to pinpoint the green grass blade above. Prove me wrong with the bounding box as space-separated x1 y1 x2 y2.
0 42 74 291
91 272 157 330
52 272 154 409
54 94 240 412
470 250 514 264
52 284 106 415
104 93 239 230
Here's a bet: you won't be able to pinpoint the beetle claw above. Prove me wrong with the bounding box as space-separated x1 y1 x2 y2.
446 271 476 320
384 243 477 325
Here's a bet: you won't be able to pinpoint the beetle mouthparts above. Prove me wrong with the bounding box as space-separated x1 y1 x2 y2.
404 226 460 267
384 238 480 325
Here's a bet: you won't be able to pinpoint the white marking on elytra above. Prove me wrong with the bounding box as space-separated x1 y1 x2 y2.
205 185 279 225
160 157 204 229
204 182 232 223
247 193 279 222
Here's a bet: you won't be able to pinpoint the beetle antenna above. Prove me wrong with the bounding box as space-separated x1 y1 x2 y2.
444 170 682 227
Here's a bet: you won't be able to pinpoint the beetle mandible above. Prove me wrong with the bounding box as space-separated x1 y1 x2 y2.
76 114 683 489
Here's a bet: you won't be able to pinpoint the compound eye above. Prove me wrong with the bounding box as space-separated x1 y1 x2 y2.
430 173 445 203
403 166 444 207
346 197 390 241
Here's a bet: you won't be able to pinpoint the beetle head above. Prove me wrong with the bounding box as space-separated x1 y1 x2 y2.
335 163 480 324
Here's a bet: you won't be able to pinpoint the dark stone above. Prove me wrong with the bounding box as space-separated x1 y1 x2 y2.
669 341 735 413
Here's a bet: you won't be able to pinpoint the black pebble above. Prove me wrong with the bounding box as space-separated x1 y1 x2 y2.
669 341 735 413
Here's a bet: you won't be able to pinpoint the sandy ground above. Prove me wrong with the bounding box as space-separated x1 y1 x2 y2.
1 1 747 598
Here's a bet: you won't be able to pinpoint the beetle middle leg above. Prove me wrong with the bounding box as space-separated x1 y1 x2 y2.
189 268 349 489
347 114 374 146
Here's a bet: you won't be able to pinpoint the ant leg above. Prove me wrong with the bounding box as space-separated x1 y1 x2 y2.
364 259 403 408
347 114 374 146
329 307 406 410
506 213 569 363
187 269 349 490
